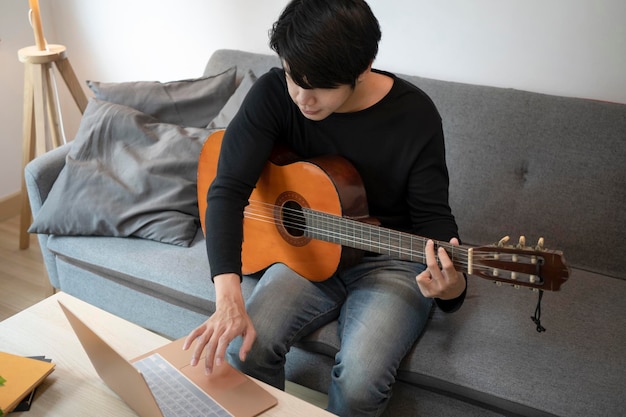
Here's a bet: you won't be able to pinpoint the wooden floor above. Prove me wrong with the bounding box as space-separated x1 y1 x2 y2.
0 216 50 321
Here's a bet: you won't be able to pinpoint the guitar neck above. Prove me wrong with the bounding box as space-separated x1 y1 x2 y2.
303 209 472 273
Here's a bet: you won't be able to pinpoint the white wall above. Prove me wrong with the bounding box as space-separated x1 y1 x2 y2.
1 0 625 200
0 1 40 201
373 1 626 101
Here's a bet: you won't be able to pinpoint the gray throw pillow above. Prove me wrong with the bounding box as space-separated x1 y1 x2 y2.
207 69 257 129
29 99 216 246
86 67 237 128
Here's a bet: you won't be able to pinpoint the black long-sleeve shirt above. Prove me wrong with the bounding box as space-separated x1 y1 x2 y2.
205 67 463 309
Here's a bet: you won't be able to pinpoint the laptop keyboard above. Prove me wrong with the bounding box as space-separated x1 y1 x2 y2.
134 353 233 417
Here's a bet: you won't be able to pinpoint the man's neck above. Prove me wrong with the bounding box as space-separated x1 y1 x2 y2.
338 70 394 113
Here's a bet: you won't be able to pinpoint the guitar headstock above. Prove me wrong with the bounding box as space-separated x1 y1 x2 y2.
470 236 569 291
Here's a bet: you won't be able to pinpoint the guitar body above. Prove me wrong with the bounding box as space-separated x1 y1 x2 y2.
197 130 370 281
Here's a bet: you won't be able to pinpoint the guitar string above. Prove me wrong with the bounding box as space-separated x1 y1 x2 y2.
243 205 523 281
240 201 544 283
245 200 474 259
242 200 487 270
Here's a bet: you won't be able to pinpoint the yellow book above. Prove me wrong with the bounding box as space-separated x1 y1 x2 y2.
0 352 55 415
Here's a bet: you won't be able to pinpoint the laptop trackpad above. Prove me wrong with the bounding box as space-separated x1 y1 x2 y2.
181 359 249 390
180 355 278 416
143 337 278 416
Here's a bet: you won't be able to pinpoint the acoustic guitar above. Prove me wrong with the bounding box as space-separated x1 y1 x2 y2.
197 130 569 292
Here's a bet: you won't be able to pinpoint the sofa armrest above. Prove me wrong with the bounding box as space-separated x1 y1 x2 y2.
24 143 71 218
24 143 71 289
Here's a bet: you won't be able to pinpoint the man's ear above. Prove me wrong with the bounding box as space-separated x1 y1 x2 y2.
357 63 374 83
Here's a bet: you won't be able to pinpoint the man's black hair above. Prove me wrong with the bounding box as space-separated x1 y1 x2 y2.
269 0 381 89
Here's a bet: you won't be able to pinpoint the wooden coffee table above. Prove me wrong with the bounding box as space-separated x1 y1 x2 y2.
0 292 334 416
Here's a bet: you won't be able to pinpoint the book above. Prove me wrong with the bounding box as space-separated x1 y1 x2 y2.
12 387 36 412
0 352 55 415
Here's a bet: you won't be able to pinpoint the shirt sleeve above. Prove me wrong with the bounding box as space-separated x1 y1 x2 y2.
435 274 468 313
204 70 286 280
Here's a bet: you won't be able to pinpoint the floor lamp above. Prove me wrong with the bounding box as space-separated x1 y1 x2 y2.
18 0 88 249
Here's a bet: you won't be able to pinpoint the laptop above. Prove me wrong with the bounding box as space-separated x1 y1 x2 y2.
58 301 277 417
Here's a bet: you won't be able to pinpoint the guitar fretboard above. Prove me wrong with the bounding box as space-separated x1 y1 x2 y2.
303 209 470 271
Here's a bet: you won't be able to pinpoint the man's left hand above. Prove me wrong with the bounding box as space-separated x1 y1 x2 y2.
416 238 466 300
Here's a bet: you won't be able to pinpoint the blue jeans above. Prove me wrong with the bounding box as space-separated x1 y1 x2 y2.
226 256 432 417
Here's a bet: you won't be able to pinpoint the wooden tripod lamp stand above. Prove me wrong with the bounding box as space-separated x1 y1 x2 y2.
18 0 88 249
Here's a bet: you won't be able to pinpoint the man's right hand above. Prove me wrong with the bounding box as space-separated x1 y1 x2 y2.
182 273 256 374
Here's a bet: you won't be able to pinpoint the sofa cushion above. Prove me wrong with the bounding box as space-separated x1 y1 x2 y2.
295 268 626 416
207 69 257 129
87 67 237 127
29 99 214 246
404 268 626 416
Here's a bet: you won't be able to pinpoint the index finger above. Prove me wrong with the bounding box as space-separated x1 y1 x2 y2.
185 327 214 368
424 239 439 270
183 326 203 351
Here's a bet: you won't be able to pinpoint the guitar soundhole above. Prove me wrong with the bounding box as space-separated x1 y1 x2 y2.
283 201 305 237
275 191 311 247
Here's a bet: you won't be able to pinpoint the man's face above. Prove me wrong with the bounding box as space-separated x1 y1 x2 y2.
284 66 356 121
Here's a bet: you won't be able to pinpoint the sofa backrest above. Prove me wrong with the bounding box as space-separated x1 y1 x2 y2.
204 49 626 280
411 75 626 281
204 49 281 86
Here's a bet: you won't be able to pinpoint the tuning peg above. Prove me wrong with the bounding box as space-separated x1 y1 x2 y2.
517 236 526 249
536 237 545 250
497 236 510 247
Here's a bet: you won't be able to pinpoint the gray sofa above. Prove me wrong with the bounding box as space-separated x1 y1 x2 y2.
26 49 626 416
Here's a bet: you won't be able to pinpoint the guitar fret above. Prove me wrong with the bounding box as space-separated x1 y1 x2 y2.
394 232 402 257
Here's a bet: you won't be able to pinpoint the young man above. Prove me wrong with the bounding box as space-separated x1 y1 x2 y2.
184 0 466 415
